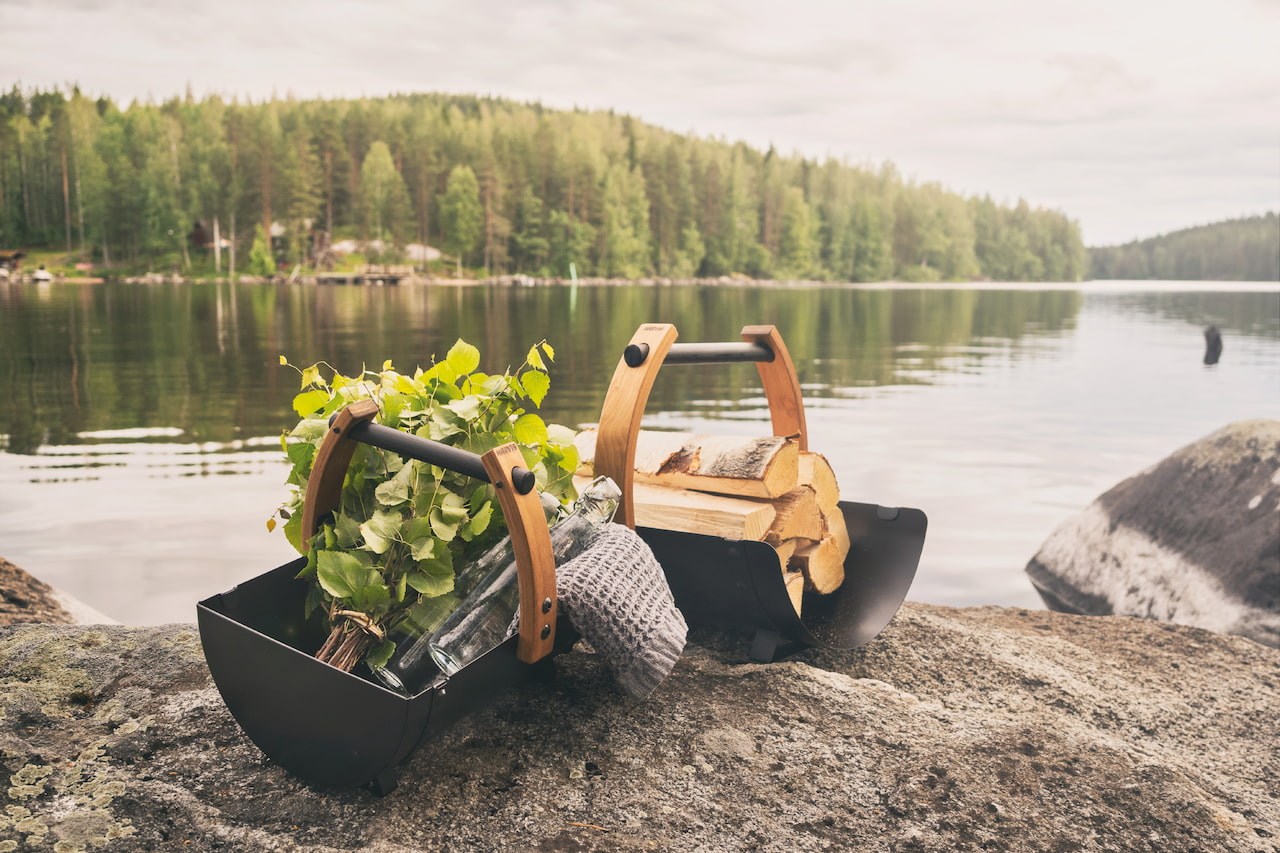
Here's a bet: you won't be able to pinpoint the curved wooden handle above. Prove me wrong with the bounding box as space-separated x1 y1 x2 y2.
742 324 808 451
481 444 557 664
301 398 380 547
594 323 679 529
594 323 808 529
301 401 557 664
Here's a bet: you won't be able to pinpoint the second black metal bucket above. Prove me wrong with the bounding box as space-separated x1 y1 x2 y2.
595 323 928 660
640 501 926 661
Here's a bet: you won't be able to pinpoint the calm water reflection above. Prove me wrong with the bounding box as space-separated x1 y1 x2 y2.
2 280 1277 624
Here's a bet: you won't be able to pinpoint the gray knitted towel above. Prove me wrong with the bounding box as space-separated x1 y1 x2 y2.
554 524 688 699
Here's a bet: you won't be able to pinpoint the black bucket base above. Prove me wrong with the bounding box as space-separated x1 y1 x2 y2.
639 500 926 659
198 558 574 792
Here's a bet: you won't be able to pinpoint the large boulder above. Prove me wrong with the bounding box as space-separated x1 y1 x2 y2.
1026 419 1280 647
1 607 1275 851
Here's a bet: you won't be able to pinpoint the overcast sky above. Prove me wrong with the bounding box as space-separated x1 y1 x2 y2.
3 0 1278 246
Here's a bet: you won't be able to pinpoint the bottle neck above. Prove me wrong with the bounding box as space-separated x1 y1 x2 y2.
571 476 621 526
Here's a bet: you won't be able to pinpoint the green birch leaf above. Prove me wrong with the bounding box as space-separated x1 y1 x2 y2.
513 413 548 446
484 402 513 434
445 395 482 420
334 512 362 549
546 423 576 447
361 510 403 554
375 463 414 506
317 550 371 599
303 583 325 619
446 339 481 375
469 500 494 537
289 418 329 440
429 492 469 542
292 389 330 417
462 431 501 457
556 444 580 474
526 344 544 370
428 410 465 440
375 449 405 476
300 364 324 389
540 342 555 362
427 361 459 386
401 595 461 636
408 554 455 596
285 440 316 471
365 640 396 670
520 370 550 406
294 544 319 580
351 583 391 612
404 517 437 560
461 372 490 395
283 511 304 553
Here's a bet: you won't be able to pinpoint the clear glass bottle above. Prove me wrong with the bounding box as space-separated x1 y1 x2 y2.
369 490 564 693
371 477 620 694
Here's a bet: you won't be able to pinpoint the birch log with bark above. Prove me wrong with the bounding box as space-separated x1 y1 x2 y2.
574 428 799 498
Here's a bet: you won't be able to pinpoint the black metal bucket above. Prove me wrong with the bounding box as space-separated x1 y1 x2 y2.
198 404 567 794
596 323 927 661
640 502 926 661
198 560 566 793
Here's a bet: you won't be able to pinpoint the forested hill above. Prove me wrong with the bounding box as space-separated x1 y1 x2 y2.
1089 214 1279 282
1 88 1087 282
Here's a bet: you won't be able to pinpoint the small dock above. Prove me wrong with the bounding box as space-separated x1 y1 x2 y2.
314 264 413 286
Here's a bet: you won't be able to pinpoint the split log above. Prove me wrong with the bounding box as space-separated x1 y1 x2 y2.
798 451 840 513
790 537 848 594
575 428 799 499
573 476 776 541
762 486 825 545
784 571 806 616
770 538 804 569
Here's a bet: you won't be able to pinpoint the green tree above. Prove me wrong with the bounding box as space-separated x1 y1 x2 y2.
598 162 651 278
511 184 549 273
776 187 815 279
247 222 275 276
439 164 482 277
357 140 414 247
547 208 595 277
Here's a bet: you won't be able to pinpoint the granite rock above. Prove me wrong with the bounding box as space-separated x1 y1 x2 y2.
1 606 1276 852
0 557 118 627
1026 419 1280 647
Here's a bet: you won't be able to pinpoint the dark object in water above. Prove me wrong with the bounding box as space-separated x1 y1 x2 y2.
1204 325 1223 365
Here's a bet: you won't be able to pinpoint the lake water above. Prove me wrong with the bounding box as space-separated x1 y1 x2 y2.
2 279 1277 625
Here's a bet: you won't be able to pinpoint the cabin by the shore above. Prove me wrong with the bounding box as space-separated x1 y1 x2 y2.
0 250 25 275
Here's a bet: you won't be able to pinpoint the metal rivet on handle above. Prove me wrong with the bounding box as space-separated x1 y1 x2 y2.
540 624 551 640
542 597 552 614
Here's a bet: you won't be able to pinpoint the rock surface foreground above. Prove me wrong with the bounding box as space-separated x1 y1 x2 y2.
1 605 1276 852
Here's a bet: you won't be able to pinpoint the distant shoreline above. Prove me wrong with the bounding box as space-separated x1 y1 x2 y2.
5 272 1278 292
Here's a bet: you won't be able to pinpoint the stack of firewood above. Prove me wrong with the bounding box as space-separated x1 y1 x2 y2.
573 429 849 616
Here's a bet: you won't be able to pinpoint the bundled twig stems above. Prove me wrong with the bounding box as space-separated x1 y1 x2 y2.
316 611 384 672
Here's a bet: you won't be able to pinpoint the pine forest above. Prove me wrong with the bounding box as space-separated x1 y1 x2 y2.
1089 214 1279 282
0 88 1089 282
